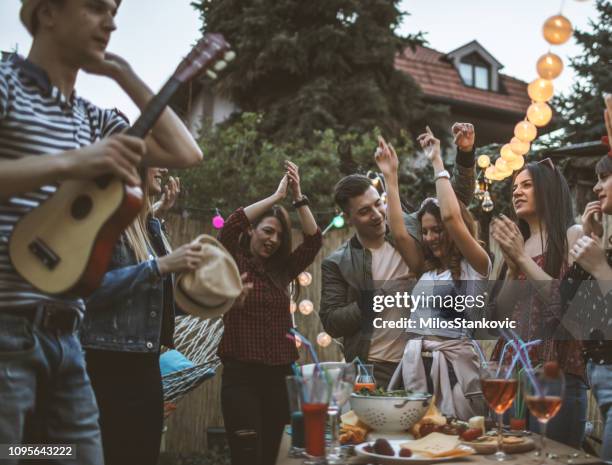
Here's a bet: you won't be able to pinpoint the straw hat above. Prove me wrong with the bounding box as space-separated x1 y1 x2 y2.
20 0 43 34
174 235 243 319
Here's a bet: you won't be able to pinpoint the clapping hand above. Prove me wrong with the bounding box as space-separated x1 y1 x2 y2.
490 215 526 264
153 176 180 219
285 161 303 201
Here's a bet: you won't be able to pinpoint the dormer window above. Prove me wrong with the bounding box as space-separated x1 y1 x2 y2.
458 52 490 90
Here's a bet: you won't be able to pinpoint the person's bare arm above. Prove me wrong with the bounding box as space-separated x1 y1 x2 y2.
84 53 202 168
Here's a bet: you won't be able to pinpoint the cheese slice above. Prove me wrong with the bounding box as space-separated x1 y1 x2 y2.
400 432 460 456
340 410 359 427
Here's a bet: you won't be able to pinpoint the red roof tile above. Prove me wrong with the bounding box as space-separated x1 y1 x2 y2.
396 45 531 115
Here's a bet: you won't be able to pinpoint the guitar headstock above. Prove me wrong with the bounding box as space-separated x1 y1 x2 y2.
174 33 235 83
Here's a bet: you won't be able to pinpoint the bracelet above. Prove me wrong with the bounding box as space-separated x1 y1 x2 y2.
434 170 451 181
292 195 310 209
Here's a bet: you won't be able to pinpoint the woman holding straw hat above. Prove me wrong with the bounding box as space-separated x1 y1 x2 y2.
81 168 206 465
217 160 322 465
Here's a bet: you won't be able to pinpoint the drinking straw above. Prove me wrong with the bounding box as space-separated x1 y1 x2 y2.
351 356 369 375
291 362 301 378
289 329 321 366
471 340 488 367
506 340 541 379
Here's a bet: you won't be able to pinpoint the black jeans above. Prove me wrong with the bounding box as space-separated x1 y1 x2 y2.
221 360 292 465
85 350 163 465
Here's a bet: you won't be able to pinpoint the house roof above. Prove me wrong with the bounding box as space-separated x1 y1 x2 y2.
395 44 531 116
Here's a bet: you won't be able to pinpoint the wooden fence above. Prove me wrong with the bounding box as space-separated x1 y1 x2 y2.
161 212 603 455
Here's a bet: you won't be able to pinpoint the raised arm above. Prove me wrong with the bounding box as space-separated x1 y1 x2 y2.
450 123 476 206
375 137 423 274
418 128 490 276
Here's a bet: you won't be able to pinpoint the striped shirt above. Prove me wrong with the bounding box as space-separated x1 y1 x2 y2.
0 54 129 311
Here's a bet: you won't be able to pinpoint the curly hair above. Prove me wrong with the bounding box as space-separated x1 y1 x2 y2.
417 198 481 280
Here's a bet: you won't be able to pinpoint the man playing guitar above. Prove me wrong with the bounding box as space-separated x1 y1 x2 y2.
0 0 202 462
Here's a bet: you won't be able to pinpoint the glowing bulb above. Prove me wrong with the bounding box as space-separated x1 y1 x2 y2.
495 158 512 176
316 332 332 348
527 102 553 127
477 155 491 169
332 214 345 229
298 299 314 315
484 166 497 181
474 180 485 201
297 271 312 287
481 191 494 212
543 14 573 45
536 52 564 80
500 144 520 162
507 155 525 171
372 177 380 188
528 78 554 102
514 121 537 143
289 300 297 314
212 214 225 229
510 137 530 156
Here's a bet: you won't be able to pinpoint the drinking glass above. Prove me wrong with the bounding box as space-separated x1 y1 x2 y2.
326 364 356 464
285 376 305 458
522 364 565 464
299 370 332 465
480 361 518 462
354 363 376 393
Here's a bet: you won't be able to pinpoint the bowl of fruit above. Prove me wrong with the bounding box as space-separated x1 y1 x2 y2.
350 389 432 433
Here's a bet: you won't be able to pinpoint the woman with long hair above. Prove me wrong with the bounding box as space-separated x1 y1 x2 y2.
217 161 322 465
490 159 587 448
81 168 205 465
377 128 489 420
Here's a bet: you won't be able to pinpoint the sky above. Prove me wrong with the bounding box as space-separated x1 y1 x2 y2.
0 0 600 121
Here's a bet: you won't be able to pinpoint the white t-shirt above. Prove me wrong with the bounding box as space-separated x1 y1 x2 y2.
368 241 411 363
408 259 491 339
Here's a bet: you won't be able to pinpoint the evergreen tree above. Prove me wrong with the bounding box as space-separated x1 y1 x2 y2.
192 0 448 142
553 0 612 144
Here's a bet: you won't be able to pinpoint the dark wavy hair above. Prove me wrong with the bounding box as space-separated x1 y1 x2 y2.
596 154 612 176
417 198 481 280
239 205 293 280
515 161 575 278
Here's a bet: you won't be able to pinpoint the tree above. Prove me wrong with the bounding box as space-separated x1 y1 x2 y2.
191 0 448 143
553 0 612 144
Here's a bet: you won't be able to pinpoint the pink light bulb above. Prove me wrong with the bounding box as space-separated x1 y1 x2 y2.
212 214 225 229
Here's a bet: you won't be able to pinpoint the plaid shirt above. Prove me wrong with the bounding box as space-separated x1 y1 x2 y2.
217 208 322 365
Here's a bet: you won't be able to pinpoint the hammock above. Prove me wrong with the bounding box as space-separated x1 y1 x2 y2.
161 315 224 412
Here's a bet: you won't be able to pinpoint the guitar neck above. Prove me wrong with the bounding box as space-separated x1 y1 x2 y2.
126 77 182 139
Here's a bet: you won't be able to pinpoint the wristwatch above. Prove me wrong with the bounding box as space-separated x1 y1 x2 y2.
292 195 310 209
434 170 451 181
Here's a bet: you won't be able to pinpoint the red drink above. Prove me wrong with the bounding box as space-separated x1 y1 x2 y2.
303 402 328 457
481 378 518 414
525 395 562 421
354 382 376 393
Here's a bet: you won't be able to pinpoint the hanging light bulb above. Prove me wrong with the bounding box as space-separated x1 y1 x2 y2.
507 155 525 171
510 137 530 156
212 209 225 229
477 154 491 169
527 102 553 127
536 52 564 80
484 166 497 181
316 332 332 348
543 14 573 45
495 158 513 176
297 271 312 287
298 299 314 315
528 78 554 102
289 300 297 314
514 121 537 143
481 191 494 212
500 144 520 162
332 214 345 229
474 180 484 201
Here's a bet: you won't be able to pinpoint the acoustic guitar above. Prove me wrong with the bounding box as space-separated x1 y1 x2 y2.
9 33 234 296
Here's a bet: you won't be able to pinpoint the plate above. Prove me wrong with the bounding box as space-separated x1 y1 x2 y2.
355 439 475 464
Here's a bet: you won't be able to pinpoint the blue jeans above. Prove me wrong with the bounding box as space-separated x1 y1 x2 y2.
0 312 103 465
528 373 588 449
588 362 612 464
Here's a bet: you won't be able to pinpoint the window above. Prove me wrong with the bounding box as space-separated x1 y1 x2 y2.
458 53 490 90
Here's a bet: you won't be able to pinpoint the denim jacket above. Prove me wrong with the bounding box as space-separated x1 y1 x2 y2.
80 217 174 353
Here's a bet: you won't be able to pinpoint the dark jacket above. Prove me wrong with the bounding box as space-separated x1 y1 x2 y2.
80 217 175 353
320 154 476 363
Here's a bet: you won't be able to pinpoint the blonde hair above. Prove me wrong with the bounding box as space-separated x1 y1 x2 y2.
123 170 172 263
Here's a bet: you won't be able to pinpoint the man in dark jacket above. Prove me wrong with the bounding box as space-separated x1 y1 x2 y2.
320 123 477 388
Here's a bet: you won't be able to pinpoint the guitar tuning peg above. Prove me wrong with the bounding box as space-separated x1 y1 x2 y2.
206 70 218 80
224 51 236 62
214 60 227 71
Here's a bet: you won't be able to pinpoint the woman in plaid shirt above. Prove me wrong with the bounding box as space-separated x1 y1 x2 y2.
217 161 322 465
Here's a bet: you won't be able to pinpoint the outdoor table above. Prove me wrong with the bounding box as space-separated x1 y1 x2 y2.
275 429 604 465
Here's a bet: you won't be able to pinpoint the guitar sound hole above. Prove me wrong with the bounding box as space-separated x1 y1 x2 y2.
71 195 93 220
95 174 112 189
